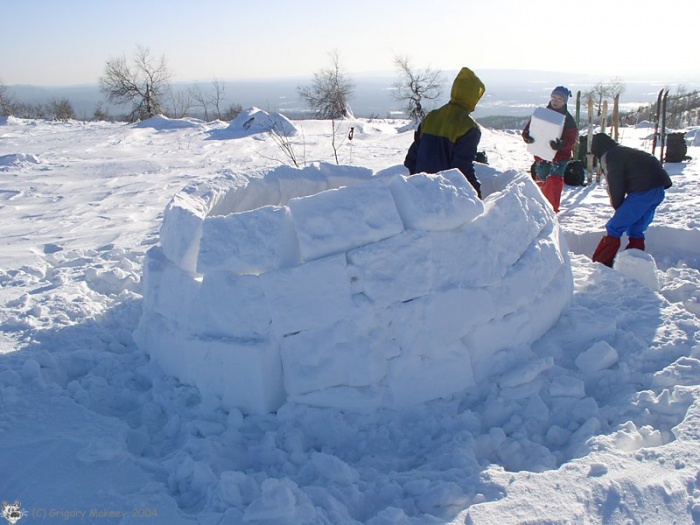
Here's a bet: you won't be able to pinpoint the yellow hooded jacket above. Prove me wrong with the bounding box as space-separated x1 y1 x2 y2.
404 67 485 195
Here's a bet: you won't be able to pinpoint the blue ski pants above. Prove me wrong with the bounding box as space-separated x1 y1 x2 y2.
606 187 665 239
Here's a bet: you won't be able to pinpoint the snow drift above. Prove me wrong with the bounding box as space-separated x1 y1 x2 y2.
226 107 298 138
135 162 573 414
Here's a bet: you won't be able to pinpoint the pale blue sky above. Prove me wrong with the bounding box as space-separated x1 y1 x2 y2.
3 0 698 86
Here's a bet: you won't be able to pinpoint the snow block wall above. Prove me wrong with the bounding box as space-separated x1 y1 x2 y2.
134 162 573 414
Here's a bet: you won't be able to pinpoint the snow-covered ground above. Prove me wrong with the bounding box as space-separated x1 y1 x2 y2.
1 113 699 524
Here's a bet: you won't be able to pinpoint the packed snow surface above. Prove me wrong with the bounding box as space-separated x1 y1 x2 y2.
1 113 700 524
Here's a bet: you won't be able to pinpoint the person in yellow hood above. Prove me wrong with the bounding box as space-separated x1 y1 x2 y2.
404 67 486 197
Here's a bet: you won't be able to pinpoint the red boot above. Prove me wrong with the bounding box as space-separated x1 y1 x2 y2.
592 235 621 267
541 175 565 213
626 237 645 251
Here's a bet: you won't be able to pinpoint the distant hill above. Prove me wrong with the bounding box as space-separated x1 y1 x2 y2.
6 70 700 123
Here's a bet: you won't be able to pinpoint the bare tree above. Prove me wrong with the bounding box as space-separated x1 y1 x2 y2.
190 79 227 120
47 98 76 120
392 55 444 123
209 79 226 120
93 103 113 122
265 122 305 168
166 86 194 118
298 50 354 120
99 45 171 122
222 103 243 121
0 79 14 116
584 78 626 116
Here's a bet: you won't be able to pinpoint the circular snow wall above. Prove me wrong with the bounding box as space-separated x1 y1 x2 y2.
135 162 573 414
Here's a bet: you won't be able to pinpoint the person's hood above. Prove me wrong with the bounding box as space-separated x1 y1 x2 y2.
590 132 618 159
450 67 485 113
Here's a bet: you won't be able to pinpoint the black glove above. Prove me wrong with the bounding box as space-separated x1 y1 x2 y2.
550 138 564 150
522 131 534 144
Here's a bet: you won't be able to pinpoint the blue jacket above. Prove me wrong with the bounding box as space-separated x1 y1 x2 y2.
404 67 485 196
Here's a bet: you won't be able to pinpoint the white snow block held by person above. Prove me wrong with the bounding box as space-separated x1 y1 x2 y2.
526 107 566 162
135 162 573 414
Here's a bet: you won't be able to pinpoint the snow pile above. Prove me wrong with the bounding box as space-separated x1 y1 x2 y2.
0 115 24 126
688 127 700 146
135 162 573 414
0 153 40 169
134 115 205 130
225 107 298 138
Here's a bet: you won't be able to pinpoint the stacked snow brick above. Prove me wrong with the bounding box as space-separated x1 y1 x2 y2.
134 162 573 414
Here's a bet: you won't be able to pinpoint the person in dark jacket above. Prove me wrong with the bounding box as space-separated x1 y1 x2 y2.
404 67 485 198
589 132 673 267
522 86 578 212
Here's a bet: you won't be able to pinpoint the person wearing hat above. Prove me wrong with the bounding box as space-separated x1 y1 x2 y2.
404 67 486 198
522 86 578 212
589 132 673 267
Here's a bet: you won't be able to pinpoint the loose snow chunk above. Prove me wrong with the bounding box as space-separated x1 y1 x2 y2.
243 478 316 523
613 248 661 291
549 375 586 398
288 180 404 261
197 205 301 275
499 357 554 388
388 169 484 231
575 341 619 374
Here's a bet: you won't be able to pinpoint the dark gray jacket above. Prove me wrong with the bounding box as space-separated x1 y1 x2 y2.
591 133 672 209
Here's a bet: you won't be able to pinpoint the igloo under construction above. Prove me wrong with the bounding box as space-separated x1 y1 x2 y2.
134 162 572 414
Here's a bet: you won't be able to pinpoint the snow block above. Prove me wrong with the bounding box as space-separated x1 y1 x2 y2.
489 223 567 319
389 288 497 354
280 320 394 396
270 165 329 204
188 271 271 340
197 205 301 275
347 230 432 307
259 254 354 337
387 344 475 407
135 314 284 414
160 175 245 272
212 174 282 215
388 169 484 231
141 246 200 328
288 180 404 262
526 107 566 162
316 162 374 190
